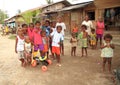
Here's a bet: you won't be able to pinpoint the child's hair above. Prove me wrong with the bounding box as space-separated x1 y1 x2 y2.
29 23 34 27
35 21 41 25
104 34 113 40
56 25 62 30
22 24 27 28
81 25 87 30
91 29 95 32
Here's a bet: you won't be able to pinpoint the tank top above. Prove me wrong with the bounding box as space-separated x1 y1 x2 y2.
17 36 24 51
25 42 31 53
96 21 105 34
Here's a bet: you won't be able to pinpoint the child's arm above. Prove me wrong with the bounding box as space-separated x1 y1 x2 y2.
15 37 18 53
70 38 72 43
110 44 115 49
101 43 107 49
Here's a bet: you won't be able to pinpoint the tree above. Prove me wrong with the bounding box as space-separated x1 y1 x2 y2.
0 9 8 24
46 0 53 4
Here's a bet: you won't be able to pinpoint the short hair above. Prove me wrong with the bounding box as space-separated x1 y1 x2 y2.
22 24 27 28
104 34 113 40
29 23 34 26
56 25 62 30
35 21 40 25
81 25 87 30
91 29 95 32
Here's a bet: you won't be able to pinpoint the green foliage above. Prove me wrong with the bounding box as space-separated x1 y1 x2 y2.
46 0 53 4
0 9 8 24
21 9 41 24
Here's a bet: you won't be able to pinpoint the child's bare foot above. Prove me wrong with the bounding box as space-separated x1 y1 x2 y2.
56 63 61 67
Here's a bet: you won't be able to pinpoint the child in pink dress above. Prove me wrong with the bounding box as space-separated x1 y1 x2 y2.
32 21 43 56
96 17 105 47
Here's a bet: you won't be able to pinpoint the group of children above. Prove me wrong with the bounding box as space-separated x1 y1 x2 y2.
70 24 115 72
15 19 65 67
15 17 115 72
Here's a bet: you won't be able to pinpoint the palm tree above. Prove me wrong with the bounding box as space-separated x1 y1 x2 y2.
46 0 53 4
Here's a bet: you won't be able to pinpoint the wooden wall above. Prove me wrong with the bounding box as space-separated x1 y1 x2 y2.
94 0 120 8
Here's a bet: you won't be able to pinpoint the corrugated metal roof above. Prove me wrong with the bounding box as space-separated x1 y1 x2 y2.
59 1 93 11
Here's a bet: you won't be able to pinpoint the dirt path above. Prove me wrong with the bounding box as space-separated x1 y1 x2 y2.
0 34 120 85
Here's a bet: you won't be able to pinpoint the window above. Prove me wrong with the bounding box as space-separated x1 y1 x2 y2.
87 11 95 20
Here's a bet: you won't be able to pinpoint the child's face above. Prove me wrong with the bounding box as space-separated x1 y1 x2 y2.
57 27 62 33
105 38 111 43
91 31 95 34
35 23 40 29
30 24 34 29
82 27 86 32
41 32 46 37
18 29 23 35
25 37 30 43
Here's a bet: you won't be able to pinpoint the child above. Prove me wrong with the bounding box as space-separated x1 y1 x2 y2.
78 25 88 57
27 23 34 42
32 21 43 56
15 28 25 67
70 33 78 56
90 29 96 49
51 25 64 66
24 36 32 64
21 24 28 37
101 34 115 72
72 22 78 37
41 30 49 59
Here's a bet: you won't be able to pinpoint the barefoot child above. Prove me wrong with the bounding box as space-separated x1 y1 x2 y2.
15 28 25 67
24 36 32 64
50 25 64 66
78 25 88 57
90 29 96 49
70 33 78 56
41 30 49 59
101 34 115 72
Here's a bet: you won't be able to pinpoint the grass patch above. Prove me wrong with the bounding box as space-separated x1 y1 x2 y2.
8 35 16 40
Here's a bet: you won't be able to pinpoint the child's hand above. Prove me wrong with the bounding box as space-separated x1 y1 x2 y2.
15 49 17 53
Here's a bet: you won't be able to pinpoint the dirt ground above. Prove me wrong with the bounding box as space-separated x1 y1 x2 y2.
0 34 120 85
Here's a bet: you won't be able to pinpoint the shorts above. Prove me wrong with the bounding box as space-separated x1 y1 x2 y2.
43 44 48 52
90 40 96 45
34 44 44 51
18 51 25 59
97 34 103 39
52 46 60 55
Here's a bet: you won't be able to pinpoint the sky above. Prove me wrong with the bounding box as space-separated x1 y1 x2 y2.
0 0 93 17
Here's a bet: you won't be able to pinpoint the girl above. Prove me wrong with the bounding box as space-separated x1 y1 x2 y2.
27 23 34 42
70 33 78 56
90 29 96 49
41 30 49 59
32 21 43 56
72 22 78 37
15 28 25 67
24 36 32 64
101 34 115 72
51 25 64 66
78 25 88 57
96 17 105 47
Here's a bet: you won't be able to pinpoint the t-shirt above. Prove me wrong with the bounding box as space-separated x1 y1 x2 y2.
51 31 64 47
56 22 66 35
82 20 93 35
27 28 33 41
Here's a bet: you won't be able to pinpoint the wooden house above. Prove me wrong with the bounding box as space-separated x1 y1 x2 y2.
94 0 120 30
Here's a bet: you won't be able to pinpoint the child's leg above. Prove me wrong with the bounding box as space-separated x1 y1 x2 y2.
103 58 107 71
56 54 61 63
108 58 112 72
61 43 64 55
81 47 84 57
74 47 76 56
85 48 87 57
100 36 102 46
71 47 74 56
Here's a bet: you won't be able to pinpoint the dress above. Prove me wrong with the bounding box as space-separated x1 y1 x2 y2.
101 41 113 58
78 32 87 48
90 33 96 45
71 37 77 47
